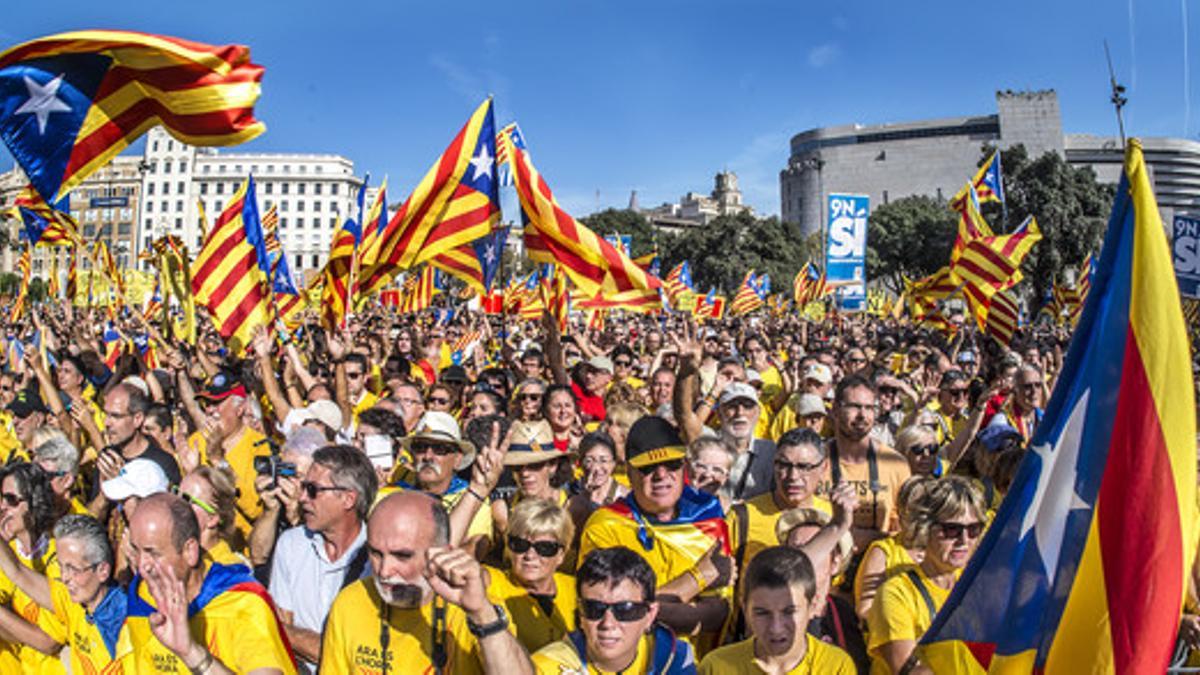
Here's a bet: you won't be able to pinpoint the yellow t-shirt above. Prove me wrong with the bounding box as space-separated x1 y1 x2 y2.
817 444 911 534
376 482 494 543
190 426 270 539
853 534 917 610
0 537 66 674
0 410 23 464
699 634 856 674
320 578 481 675
484 566 576 653
532 632 653 675
920 401 968 446
124 560 297 674
50 580 134 675
726 492 831 586
866 565 954 675
352 390 380 425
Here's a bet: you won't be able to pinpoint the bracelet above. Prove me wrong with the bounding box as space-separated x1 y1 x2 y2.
688 565 708 593
188 649 214 675
466 486 487 503
467 603 509 638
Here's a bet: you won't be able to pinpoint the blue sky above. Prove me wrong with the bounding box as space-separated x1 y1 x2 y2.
0 0 1194 217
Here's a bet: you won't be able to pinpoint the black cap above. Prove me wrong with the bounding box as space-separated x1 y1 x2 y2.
440 365 470 384
8 388 48 418
625 416 686 470
196 370 248 402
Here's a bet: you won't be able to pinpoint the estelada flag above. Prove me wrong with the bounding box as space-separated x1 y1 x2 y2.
919 140 1197 674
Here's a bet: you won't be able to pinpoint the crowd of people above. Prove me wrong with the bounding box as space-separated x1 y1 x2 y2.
0 299 1174 674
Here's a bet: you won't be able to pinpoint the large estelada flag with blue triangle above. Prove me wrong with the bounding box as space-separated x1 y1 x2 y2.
919 140 1198 674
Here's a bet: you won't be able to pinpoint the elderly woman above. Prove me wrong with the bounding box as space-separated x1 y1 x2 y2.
686 436 736 509
854 476 931 620
866 476 986 674
565 432 628 537
510 379 547 422
895 424 941 477
177 465 247 567
485 498 577 654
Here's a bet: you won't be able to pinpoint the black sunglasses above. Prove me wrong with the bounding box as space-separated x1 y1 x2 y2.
908 444 940 458
300 481 349 499
0 492 20 507
507 536 563 557
638 459 684 474
581 599 651 622
411 441 460 457
936 521 985 539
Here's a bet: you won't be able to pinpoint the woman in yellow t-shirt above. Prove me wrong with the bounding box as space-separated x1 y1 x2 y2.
866 476 986 675
854 475 933 620
176 465 249 567
485 498 577 654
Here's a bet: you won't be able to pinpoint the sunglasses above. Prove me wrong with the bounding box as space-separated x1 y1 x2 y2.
936 521 985 540
0 492 20 507
907 444 940 458
637 459 684 474
614 359 632 367
345 371 365 379
427 396 451 406
519 392 544 401
580 599 652 622
507 536 563 557
170 485 217 515
411 442 459 457
300 481 350 499
944 388 970 399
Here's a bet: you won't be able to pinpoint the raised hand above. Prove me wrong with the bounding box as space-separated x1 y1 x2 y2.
425 546 491 618
144 558 201 663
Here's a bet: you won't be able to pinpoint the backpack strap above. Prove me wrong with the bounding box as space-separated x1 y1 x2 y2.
904 568 937 623
731 502 750 572
341 544 370 590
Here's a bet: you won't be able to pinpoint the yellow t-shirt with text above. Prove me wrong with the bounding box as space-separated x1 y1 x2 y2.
699 634 856 674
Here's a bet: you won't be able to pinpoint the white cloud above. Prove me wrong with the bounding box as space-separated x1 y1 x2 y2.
807 43 840 69
428 53 509 105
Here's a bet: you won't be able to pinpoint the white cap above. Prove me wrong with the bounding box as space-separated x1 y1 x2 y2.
102 458 169 502
796 393 826 417
299 399 344 432
718 382 760 407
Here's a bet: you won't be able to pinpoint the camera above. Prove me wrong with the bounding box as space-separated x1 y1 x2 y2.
254 456 297 484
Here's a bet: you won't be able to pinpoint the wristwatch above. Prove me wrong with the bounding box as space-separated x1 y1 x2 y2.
467 603 509 639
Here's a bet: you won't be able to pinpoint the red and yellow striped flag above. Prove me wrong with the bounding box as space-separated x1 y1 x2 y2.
951 216 1041 305
190 178 271 352
66 245 78 305
10 247 31 323
320 220 357 330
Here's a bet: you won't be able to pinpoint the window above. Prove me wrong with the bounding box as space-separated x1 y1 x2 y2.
176 200 183 212
146 202 153 213
316 166 323 174
283 165 290 173
147 183 155 195
164 161 172 174
268 165 275 173
282 200 289 211
167 140 174 152
295 254 303 270
118 223 131 235
281 183 290 195
152 140 159 152
329 217 337 228
203 165 211 174
314 201 321 212
311 254 319 267
84 225 95 237
179 161 187 173
236 165 243 174
281 217 288 228
162 182 170 195
314 184 322 195
103 209 113 220
220 164 226 173
298 183 306 195
882 190 889 205
121 208 132 219
216 183 224 195
297 217 305 228
331 184 339 195
265 200 274 211
175 218 182 229
177 181 185 194
145 218 152 229
200 184 208 195
161 200 168 212
297 200 305 212
299 166 307 173
265 183 274 195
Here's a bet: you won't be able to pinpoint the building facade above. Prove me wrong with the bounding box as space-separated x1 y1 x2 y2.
780 90 1200 235
636 171 755 232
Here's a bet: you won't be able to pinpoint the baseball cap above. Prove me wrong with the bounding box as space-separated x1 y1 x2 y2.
586 356 614 375
977 424 1024 453
7 389 48 418
795 393 826 417
101 458 170 501
297 399 344 432
197 370 248 402
718 382 759 407
625 416 687 470
440 365 470 385
803 363 833 385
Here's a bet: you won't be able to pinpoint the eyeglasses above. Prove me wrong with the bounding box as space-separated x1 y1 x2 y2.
614 359 632 367
519 392 544 401
721 399 757 412
774 459 824 474
411 442 459 457
936 521 985 540
427 396 451 406
514 459 557 472
345 371 365 380
104 409 133 419
638 459 684 474
0 492 20 507
170 485 217 515
907 444 940 458
944 388 970 400
507 536 563 557
1018 383 1042 392
300 481 350 499
689 461 728 478
58 562 99 580
580 599 652 622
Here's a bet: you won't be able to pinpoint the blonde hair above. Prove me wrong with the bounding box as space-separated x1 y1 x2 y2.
30 426 67 449
895 424 936 455
903 475 985 550
507 498 574 547
191 465 239 542
605 401 645 431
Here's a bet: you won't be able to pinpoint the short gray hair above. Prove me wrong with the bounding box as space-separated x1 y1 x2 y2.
53 515 112 566
284 427 326 457
33 436 80 476
313 445 379 522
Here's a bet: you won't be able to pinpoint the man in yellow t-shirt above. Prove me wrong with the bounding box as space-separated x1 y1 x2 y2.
0 514 133 674
189 372 271 539
531 547 696 674
700 546 855 674
344 354 379 427
320 491 527 675
125 493 297 674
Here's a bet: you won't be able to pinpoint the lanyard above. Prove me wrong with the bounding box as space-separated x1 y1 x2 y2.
828 439 880 526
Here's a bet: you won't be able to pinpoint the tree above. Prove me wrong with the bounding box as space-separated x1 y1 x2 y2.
867 195 958 291
579 209 658 259
659 212 816 293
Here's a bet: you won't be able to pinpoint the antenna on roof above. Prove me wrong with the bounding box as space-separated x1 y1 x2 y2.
1104 40 1128 146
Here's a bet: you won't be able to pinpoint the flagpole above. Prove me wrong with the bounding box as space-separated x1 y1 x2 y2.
1104 40 1128 146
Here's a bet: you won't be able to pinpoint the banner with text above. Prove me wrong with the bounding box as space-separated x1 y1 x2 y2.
1173 214 1200 299
826 193 869 311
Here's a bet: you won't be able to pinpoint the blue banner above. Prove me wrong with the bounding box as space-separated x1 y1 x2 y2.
1172 214 1200 299
826 193 869 311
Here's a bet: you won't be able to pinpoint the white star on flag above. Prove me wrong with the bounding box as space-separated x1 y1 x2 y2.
1018 388 1092 584
15 74 72 134
469 145 493 181
483 243 496 264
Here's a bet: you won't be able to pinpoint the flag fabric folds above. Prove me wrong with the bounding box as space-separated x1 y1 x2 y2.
949 150 1004 211
10 247 30 322
503 125 661 300
662 261 694 307
66 244 77 304
730 271 769 315
191 177 271 352
358 99 499 295
7 185 79 246
919 140 1198 674
320 218 358 330
0 30 265 204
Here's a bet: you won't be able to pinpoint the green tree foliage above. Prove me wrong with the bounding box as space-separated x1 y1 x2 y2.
0 273 16 297
659 212 816 293
866 195 958 290
580 209 659 259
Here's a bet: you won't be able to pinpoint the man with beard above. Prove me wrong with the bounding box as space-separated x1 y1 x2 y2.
89 383 182 515
716 382 776 502
319 491 528 675
819 375 910 552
